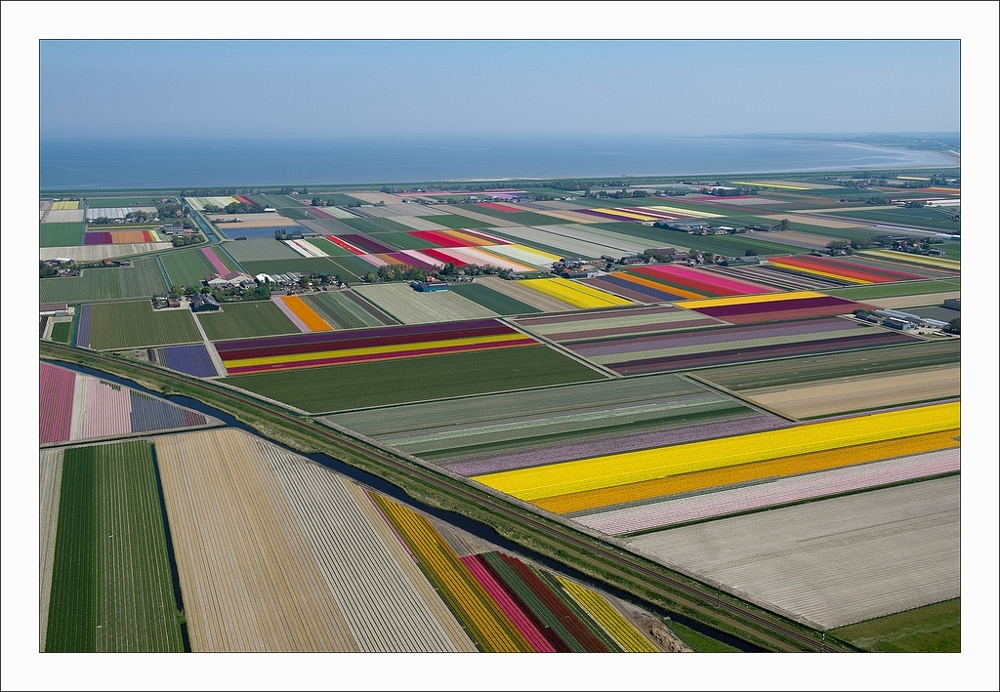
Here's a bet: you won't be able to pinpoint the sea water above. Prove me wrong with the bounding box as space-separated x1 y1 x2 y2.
40 135 957 191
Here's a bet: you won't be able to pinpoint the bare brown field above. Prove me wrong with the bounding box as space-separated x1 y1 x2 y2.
43 209 85 224
741 365 960 419
39 449 64 652
154 429 357 652
628 476 961 630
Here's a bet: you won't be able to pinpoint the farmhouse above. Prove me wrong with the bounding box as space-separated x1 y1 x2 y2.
189 294 220 312
39 302 69 316
411 280 449 292
205 271 255 289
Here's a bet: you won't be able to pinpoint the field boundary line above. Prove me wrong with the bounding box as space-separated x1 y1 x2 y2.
682 372 798 423
191 313 228 377
500 318 619 381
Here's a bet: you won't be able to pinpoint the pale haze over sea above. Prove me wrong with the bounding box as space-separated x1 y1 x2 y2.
39 136 957 191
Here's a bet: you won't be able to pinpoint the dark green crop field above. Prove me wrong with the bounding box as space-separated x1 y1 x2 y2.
88 300 202 350
449 283 541 315
227 344 605 413
44 442 183 653
197 301 298 340
40 222 84 247
831 599 960 653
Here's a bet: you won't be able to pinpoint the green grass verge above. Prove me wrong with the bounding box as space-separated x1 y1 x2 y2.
240 257 352 278
89 300 202 350
228 344 605 413
197 301 298 340
45 442 183 652
830 599 960 652
448 282 541 315
665 620 740 652
40 222 84 247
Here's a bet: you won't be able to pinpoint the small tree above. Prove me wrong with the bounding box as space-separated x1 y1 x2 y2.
944 318 960 335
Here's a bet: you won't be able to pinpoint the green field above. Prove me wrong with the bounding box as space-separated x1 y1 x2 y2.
462 205 560 227
88 300 202 350
824 278 961 301
422 214 493 229
49 321 73 344
830 206 962 233
320 193 369 206
223 238 303 263
663 620 739 653
341 216 412 234
44 442 184 652
831 599 960 653
39 259 169 304
694 340 961 391
159 249 215 287
449 282 541 315
197 301 298 340
40 222 84 247
301 291 393 329
302 236 354 256
228 344 605 413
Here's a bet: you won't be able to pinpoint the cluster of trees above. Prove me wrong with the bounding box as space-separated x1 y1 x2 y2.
587 188 649 199
704 186 760 197
361 262 514 284
171 232 205 247
180 188 261 197
273 229 302 240
91 210 157 224
155 199 187 219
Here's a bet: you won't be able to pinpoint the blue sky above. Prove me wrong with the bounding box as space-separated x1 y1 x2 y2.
40 40 959 139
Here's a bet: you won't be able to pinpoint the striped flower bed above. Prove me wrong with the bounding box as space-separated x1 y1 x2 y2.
576 447 962 534
519 278 633 310
579 274 692 303
567 316 916 376
40 362 76 444
339 234 395 255
76 304 92 348
472 402 959 507
214 319 537 375
476 202 522 212
201 247 229 274
279 296 333 332
157 344 218 377
514 305 721 342
675 291 869 324
283 239 328 258
630 264 777 297
84 230 160 245
857 249 961 272
324 235 367 255
408 229 509 248
768 255 926 284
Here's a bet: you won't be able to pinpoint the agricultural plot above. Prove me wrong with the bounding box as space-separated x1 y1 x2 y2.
565 316 918 376
674 291 868 325
519 278 633 310
826 206 961 233
159 248 215 286
40 222 84 247
151 344 220 377
472 401 959 512
40 361 214 444
44 209 86 224
301 291 397 329
51 200 80 210
40 243 172 263
222 238 303 263
708 264 850 292
84 300 201 350
627 476 960 630
228 345 604 413
251 435 476 651
472 275 579 313
767 255 927 285
276 295 333 331
448 282 541 315
489 224 638 258
513 305 723 343
352 283 499 324
39 260 169 304
576 447 960 534
324 373 786 474
215 319 534 375
154 429 357 652
39 449 63 650
382 214 451 231
857 250 961 273
303 236 354 256
43 441 183 652
84 229 167 245
628 264 778 298
340 217 412 234
579 274 692 304
483 243 562 270
735 364 960 419
239 257 359 281
831 598 960 653
197 301 299 340
420 213 495 229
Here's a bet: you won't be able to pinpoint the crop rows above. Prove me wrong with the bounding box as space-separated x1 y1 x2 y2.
768 255 925 284
279 296 333 332
40 363 76 443
216 318 534 374
630 264 776 297
579 273 691 303
579 447 961 534
628 476 961 630
87 300 202 350
371 494 531 652
519 277 634 310
44 442 183 652
301 291 394 329
252 436 470 651
155 429 357 651
473 402 960 503
555 576 658 652
676 290 866 324
352 283 502 324
541 429 959 514
39 449 64 651
514 304 721 342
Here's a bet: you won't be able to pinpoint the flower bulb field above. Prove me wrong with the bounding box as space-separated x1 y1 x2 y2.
39 168 962 653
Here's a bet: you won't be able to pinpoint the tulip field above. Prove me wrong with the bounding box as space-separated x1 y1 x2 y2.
40 170 962 650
